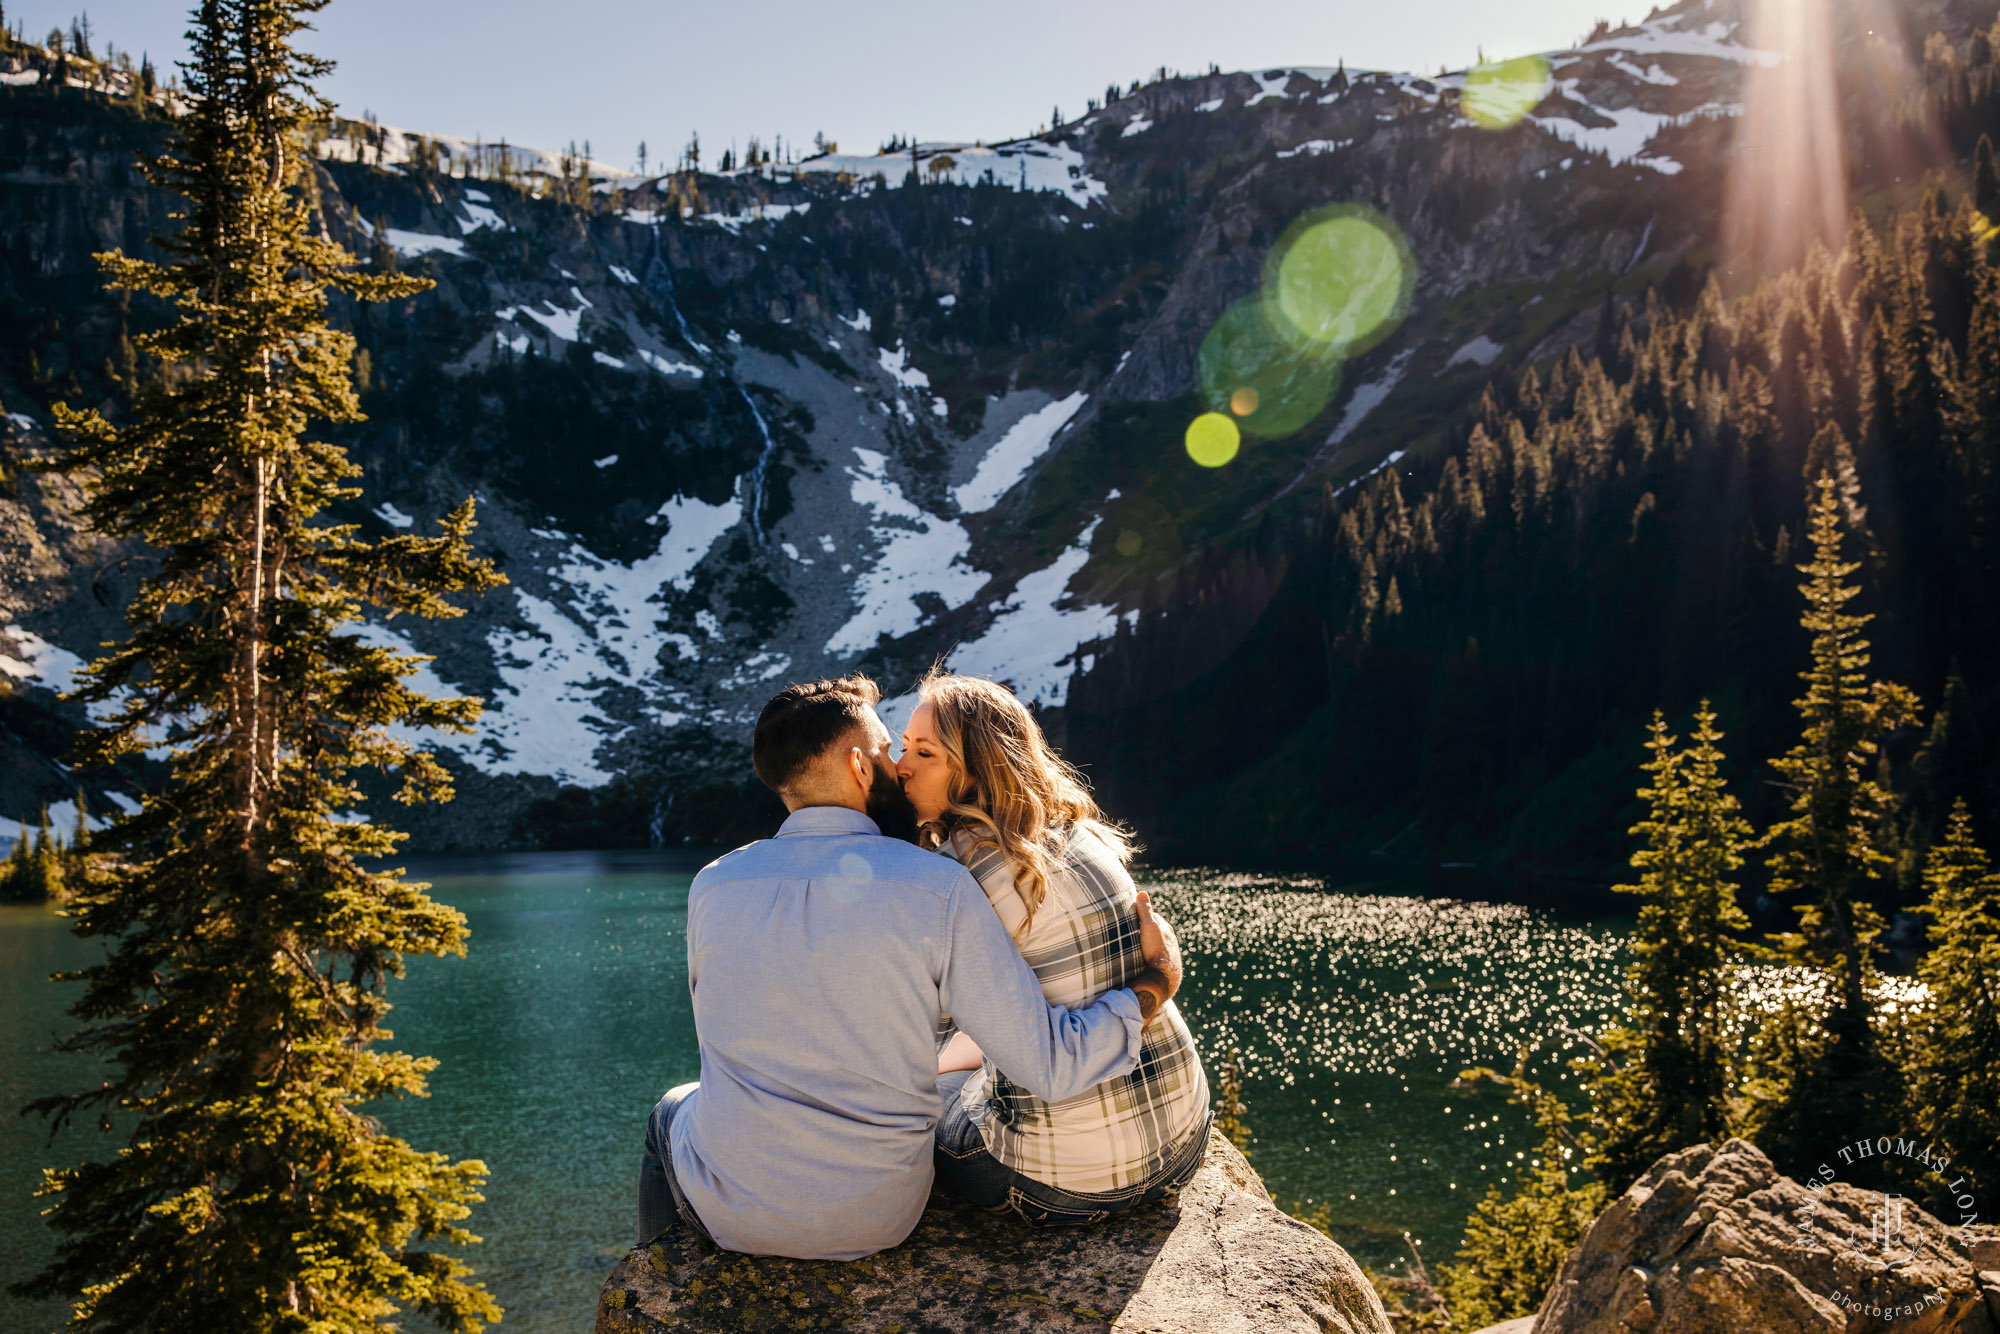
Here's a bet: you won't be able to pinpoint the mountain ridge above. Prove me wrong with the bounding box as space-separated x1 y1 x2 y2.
0 0 1979 866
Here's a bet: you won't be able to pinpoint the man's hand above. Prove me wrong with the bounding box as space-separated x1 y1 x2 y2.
1130 890 1183 1028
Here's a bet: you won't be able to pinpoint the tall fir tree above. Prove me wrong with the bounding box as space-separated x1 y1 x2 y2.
1913 799 2000 1206
2 817 41 900
32 804 66 901
1977 134 2000 221
18 1 505 1329
1746 473 1919 1179
1436 1057 1605 1329
1212 1048 1252 1157
1585 704 1752 1191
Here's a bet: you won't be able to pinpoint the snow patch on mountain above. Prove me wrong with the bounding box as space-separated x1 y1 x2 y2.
0 798 102 853
354 215 468 258
1246 71 1294 106
1447 336 1504 368
317 121 633 183
1329 351 1414 446
389 494 741 787
783 140 1107 205
953 392 1089 514
698 201 811 233
1532 88 1693 173
878 342 931 392
943 517 1121 709
497 288 591 343
1 622 86 693
1334 448 1411 497
1577 15 1780 67
1607 55 1681 85
825 449 986 656
384 229 465 257
458 200 505 233
637 349 702 378
1277 139 1351 159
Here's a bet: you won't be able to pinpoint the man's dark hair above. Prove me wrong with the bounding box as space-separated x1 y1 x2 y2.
752 674 883 795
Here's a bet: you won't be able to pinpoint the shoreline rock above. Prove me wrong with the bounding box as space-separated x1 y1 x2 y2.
594 1131 1392 1333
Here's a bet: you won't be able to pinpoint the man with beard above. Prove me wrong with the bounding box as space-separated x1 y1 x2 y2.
637 674 1183 1259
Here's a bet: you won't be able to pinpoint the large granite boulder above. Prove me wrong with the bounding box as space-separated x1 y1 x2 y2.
1536 1138 2000 1334
595 1131 1391 1333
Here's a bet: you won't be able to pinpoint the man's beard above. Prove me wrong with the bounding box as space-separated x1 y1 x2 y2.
865 759 921 844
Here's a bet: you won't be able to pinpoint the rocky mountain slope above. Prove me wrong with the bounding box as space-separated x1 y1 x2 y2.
0 0 1976 853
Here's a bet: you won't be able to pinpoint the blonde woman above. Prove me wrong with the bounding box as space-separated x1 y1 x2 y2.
897 670 1211 1224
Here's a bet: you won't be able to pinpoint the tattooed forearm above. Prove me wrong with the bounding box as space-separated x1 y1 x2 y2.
1132 966 1169 1027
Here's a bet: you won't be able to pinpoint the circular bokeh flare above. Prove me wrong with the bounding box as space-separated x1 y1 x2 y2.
1462 55 1553 131
1185 413 1242 467
1261 205 1416 363
1199 299 1343 440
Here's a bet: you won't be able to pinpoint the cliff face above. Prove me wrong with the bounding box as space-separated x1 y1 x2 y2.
0 0 1971 850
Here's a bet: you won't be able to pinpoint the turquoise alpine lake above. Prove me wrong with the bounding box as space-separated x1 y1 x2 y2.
0 852 1628 1332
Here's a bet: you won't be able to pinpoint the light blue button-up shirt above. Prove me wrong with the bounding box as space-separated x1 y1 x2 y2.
669 806 1146 1259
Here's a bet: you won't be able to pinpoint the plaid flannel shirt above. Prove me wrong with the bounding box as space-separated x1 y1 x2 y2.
948 826 1209 1192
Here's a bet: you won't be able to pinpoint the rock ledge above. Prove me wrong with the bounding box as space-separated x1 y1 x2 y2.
595 1131 1391 1333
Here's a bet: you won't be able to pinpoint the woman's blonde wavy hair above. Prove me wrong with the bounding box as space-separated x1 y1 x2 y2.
915 668 1132 942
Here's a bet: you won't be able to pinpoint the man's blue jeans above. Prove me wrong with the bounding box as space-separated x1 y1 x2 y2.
932 1068 1212 1225
637 1082 714 1245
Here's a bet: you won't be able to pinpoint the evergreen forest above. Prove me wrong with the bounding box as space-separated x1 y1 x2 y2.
1073 182 2000 909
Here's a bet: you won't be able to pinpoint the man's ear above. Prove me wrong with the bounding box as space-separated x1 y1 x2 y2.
847 745 870 793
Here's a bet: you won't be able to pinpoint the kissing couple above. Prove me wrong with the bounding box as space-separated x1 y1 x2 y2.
636 668 1212 1259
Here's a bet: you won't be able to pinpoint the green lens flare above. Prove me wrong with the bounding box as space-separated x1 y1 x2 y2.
1185 412 1241 467
1462 54 1552 131
1198 299 1343 439
1261 206 1415 361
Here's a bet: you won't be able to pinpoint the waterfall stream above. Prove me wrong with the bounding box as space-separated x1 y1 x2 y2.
642 224 780 551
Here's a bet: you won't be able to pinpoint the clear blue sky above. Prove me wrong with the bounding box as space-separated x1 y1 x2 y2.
17 1 1631 169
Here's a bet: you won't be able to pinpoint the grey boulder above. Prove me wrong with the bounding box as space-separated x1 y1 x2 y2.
1535 1138 2000 1334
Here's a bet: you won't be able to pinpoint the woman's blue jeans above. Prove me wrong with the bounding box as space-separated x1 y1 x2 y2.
636 1081 714 1245
932 1068 1212 1225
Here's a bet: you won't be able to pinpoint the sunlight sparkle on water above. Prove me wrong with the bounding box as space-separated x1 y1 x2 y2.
1462 55 1553 131
1134 871 1627 1270
1139 873 1624 1080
